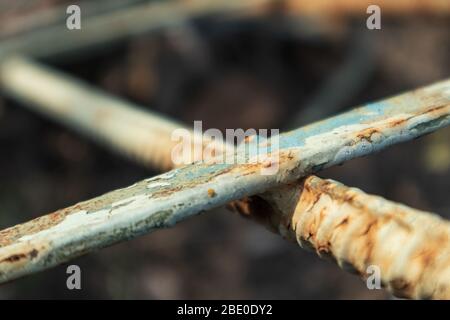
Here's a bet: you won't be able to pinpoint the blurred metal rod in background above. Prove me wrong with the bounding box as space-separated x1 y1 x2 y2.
283 0 450 16
0 56 183 171
0 0 270 60
1 0 449 62
0 0 145 39
0 56 449 299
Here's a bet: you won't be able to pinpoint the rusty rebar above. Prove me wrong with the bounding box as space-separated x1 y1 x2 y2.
230 177 450 299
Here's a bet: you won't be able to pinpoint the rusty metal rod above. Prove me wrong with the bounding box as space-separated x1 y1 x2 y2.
230 177 450 299
0 56 449 288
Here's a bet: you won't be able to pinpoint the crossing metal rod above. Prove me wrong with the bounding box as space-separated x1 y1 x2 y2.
0 56 449 293
230 178 450 299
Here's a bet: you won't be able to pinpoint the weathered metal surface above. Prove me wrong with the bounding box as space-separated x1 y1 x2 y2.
0 71 449 283
1 0 449 297
230 176 450 299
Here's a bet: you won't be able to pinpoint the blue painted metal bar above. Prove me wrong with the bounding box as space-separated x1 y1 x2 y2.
0 74 448 282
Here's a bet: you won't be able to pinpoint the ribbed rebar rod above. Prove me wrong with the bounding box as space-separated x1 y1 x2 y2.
0 56 449 287
230 177 450 299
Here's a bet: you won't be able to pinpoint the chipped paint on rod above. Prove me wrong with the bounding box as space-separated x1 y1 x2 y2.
230 176 450 299
0 64 449 283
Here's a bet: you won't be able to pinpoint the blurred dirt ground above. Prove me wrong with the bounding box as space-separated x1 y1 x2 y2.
0 1 449 299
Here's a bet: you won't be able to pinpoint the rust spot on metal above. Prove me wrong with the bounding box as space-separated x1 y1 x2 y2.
1 253 27 263
243 135 254 143
29 249 39 259
0 180 153 247
355 128 380 143
0 207 69 247
207 189 216 198
0 248 38 263
336 217 349 228
359 220 378 237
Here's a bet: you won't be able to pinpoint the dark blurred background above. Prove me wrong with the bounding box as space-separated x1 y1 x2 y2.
0 0 449 299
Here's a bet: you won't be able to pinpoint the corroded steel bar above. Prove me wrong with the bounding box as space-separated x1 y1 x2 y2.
230 177 450 299
0 65 448 283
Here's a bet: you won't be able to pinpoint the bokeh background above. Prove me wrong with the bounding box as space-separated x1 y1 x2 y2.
0 0 449 299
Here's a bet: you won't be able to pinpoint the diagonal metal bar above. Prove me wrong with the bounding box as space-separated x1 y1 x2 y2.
0 55 449 283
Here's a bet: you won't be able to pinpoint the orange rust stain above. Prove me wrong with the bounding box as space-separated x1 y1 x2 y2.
0 208 69 247
0 253 27 263
389 118 407 127
361 221 378 266
336 217 349 228
423 104 447 114
358 219 378 237
0 188 132 247
0 248 39 264
379 213 412 232
355 127 380 143
243 135 254 143
207 189 216 198
388 102 448 128
416 248 438 270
